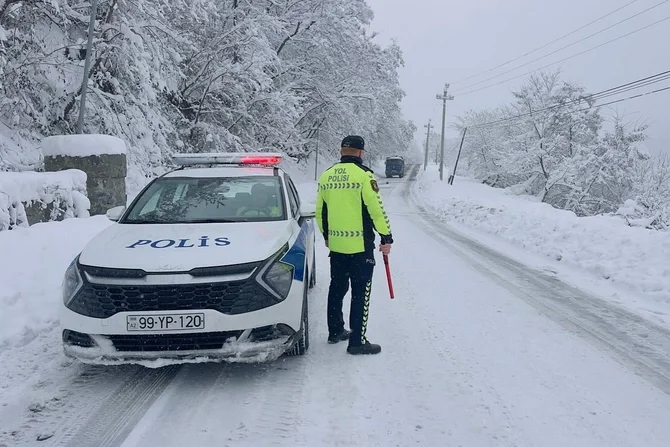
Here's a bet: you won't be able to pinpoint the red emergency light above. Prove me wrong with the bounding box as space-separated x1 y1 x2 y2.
241 155 281 165
173 152 283 167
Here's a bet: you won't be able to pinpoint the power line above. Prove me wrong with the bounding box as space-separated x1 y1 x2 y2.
586 70 670 99
585 85 670 108
473 81 670 130
588 73 670 99
468 71 670 129
483 86 670 130
472 85 670 131
456 15 670 97
451 0 640 85
452 0 669 93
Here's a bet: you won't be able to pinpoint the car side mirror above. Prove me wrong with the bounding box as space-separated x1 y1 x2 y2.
106 206 126 221
299 203 316 219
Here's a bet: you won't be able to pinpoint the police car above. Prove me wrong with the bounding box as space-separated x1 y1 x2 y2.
60 152 316 364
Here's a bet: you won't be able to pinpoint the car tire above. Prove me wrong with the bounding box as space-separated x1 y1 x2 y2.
286 282 309 356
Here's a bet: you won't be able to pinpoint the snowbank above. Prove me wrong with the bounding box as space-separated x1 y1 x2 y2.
0 170 90 230
0 216 112 348
295 181 318 207
416 167 670 310
42 134 127 158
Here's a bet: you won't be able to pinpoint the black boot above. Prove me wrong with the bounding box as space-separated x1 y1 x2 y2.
347 341 381 355
328 329 351 344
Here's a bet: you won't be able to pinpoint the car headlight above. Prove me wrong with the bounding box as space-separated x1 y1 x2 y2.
62 255 83 306
256 244 294 301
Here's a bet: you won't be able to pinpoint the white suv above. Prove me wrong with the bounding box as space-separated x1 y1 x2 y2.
60 153 316 365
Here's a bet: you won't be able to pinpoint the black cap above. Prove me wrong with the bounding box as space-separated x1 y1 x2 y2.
341 135 365 150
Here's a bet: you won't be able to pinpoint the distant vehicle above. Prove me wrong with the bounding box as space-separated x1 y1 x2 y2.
385 156 405 178
60 152 316 364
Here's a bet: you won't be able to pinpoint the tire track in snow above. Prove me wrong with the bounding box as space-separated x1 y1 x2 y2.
48 365 180 447
250 294 311 446
405 173 670 396
288 266 363 447
118 331 311 445
38 366 141 447
121 359 311 446
0 363 174 447
119 362 264 446
252 357 308 446
320 352 360 447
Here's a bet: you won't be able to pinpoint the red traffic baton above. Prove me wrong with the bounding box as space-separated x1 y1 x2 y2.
383 254 395 299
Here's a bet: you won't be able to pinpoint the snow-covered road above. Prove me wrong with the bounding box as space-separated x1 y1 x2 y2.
3 165 670 447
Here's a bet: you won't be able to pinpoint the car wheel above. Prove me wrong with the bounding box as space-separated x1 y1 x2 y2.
286 283 309 356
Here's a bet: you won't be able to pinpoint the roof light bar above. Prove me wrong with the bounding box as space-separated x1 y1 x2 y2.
173 152 283 167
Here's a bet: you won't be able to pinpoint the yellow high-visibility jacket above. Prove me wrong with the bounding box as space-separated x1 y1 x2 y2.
315 156 393 254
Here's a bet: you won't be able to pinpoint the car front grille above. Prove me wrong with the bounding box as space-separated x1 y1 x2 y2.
106 327 288 352
67 278 279 319
107 331 243 352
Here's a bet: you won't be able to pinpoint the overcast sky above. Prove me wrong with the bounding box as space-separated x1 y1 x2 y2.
365 0 670 154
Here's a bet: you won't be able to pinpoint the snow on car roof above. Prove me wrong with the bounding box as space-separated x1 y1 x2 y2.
162 166 278 178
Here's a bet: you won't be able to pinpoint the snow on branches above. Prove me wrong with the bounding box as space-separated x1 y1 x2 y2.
456 70 668 229
0 0 414 180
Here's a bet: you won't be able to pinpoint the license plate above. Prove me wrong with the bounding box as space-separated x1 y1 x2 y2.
126 313 205 332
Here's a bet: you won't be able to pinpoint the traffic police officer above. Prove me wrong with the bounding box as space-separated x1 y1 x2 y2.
315 135 393 355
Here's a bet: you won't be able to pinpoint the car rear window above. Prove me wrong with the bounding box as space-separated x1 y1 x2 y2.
122 176 286 224
387 159 404 166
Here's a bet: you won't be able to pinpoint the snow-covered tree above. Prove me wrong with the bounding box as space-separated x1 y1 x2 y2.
455 109 511 183
500 71 603 200
454 70 665 222
0 0 414 184
554 117 648 216
627 152 670 229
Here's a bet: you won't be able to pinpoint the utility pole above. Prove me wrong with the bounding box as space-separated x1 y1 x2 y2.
309 121 321 181
76 0 98 134
423 120 432 171
314 125 320 181
436 83 454 181
448 127 467 185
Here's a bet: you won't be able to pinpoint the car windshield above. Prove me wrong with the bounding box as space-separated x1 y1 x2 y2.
387 159 403 166
122 176 286 224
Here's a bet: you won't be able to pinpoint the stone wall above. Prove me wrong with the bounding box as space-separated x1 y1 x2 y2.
44 153 127 215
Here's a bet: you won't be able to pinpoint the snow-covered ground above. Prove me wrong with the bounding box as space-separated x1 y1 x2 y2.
0 217 112 349
1 166 670 446
0 216 114 442
416 165 670 328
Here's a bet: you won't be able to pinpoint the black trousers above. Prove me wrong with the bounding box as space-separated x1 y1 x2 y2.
327 251 375 347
